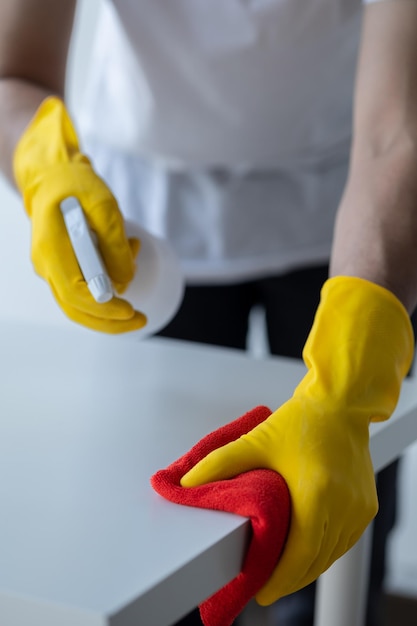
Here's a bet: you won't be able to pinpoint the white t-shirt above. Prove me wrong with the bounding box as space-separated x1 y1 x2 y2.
77 0 378 283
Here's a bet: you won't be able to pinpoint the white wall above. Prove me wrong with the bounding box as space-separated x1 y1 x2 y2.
1 0 417 600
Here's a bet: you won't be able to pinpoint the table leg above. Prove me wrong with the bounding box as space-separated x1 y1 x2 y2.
314 524 373 626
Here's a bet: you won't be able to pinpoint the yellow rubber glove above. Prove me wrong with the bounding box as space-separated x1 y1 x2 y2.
13 96 147 334
181 276 414 604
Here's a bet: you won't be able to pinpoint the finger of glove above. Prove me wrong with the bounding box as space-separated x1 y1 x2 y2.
129 237 141 259
32 213 145 321
180 436 265 487
86 200 136 285
51 282 147 333
114 238 140 295
54 276 145 321
256 529 329 606
35 234 137 321
63 304 146 334
255 511 335 605
255 494 369 606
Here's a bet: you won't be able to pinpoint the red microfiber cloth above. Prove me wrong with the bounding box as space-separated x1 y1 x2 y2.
150 405 291 626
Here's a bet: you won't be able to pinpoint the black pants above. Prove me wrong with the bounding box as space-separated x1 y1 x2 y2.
158 265 410 626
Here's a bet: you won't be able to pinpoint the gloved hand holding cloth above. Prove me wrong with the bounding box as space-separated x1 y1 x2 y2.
151 405 291 626
13 96 146 333
180 276 414 605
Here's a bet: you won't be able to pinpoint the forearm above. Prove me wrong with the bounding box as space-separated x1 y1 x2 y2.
331 139 417 314
0 0 76 185
330 0 417 313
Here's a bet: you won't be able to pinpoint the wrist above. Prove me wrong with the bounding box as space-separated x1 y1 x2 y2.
297 276 414 421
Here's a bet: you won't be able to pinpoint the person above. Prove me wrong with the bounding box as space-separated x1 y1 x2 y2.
1 1 417 625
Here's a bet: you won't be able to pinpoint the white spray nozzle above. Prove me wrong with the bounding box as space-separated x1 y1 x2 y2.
60 197 113 304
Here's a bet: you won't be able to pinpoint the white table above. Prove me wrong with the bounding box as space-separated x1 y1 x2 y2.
1 321 417 626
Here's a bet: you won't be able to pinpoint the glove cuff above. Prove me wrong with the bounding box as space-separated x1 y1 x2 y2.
13 96 89 198
297 276 414 422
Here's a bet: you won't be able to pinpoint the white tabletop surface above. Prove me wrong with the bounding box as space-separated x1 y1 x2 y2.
1 321 417 626
0 321 306 626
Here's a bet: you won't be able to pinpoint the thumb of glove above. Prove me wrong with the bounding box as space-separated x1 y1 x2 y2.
180 433 265 487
